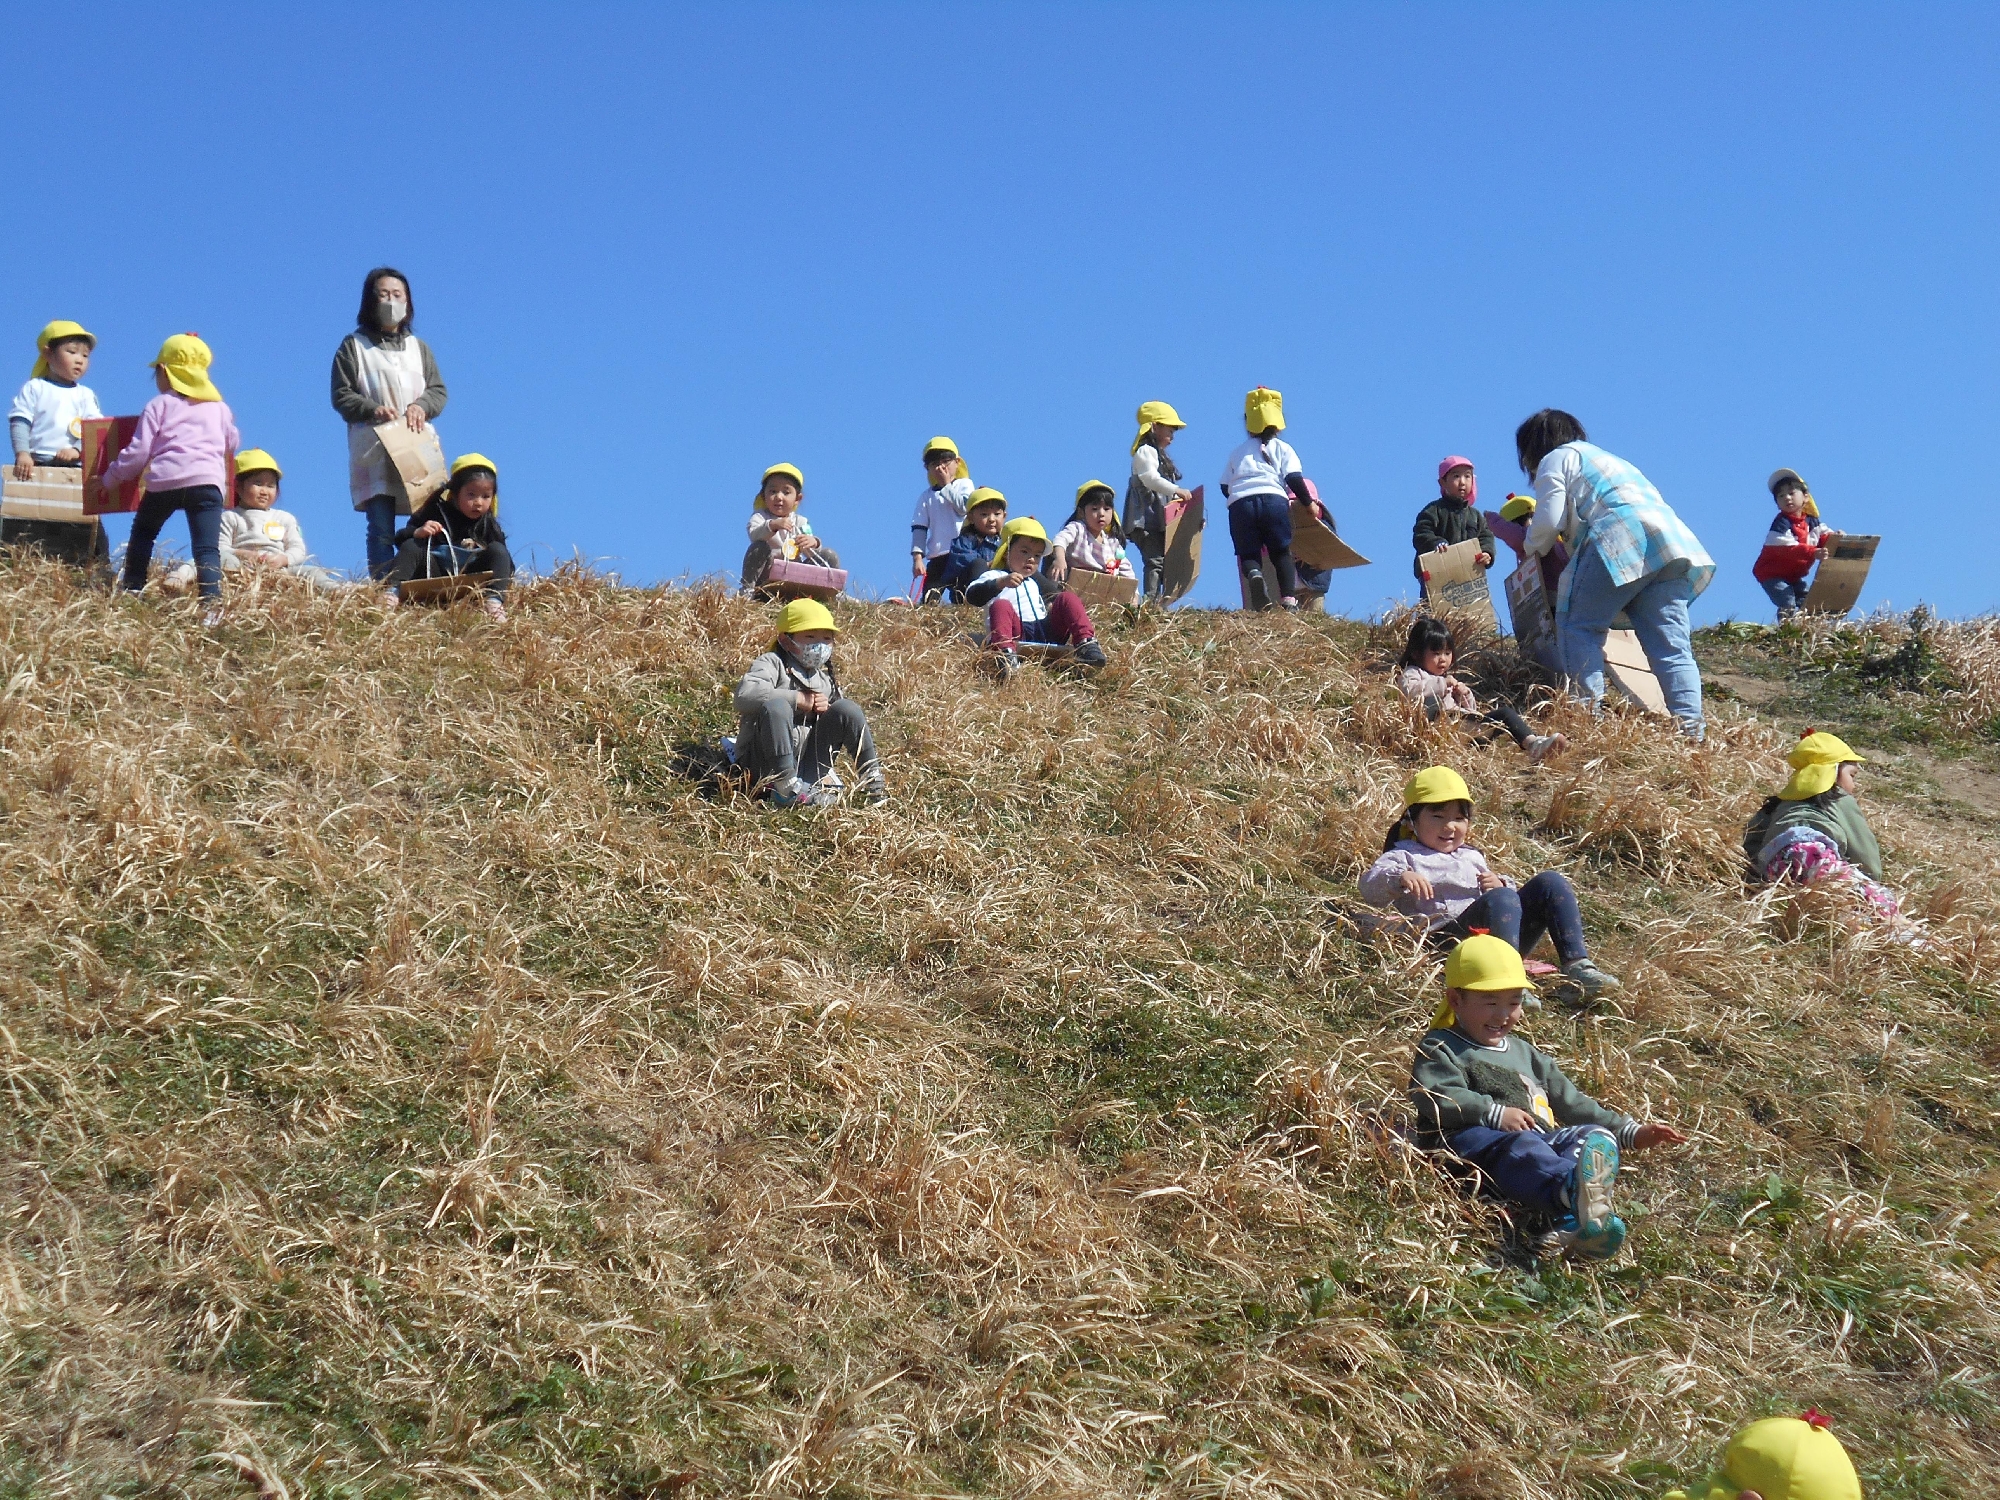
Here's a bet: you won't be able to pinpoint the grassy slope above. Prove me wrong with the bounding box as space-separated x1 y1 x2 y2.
0 563 1997 1499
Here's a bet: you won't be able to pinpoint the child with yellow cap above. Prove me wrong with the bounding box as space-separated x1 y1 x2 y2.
964 517 1107 678
1410 934 1687 1258
5 320 109 566
733 598 885 808
1753 470 1841 621
1663 1410 1863 1500
1125 402 1192 602
217 451 344 590
1048 481 1137 584
911 437 975 601
936 487 1008 601
104 335 240 606
744 463 839 595
1743 730 1906 927
384 454 512 620
1218 386 1311 611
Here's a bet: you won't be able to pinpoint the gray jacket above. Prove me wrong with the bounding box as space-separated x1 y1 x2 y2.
329 331 448 424
735 648 842 755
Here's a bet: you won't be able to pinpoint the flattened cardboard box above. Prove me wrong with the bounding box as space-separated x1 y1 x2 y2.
1063 568 1138 610
1802 535 1879 618
2 466 86 523
1159 487 1203 604
1420 538 1498 632
1288 500 1370 571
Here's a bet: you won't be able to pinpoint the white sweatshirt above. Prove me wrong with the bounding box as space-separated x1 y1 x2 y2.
220 507 309 569
1219 436 1301 504
911 477 975 559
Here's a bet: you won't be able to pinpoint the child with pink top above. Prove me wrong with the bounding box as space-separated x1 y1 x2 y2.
103 335 239 602
1047 481 1138 584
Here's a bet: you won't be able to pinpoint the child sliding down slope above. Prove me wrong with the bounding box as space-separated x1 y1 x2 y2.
965 518 1106 679
1396 617 1566 766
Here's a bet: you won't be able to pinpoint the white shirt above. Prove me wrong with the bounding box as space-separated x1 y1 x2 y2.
9 378 102 457
1130 445 1184 500
911 476 974 558
220 507 309 569
747 510 818 560
1218 435 1301 503
970 569 1049 624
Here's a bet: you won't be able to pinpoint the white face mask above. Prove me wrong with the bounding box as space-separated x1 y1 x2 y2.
377 297 407 329
796 642 833 670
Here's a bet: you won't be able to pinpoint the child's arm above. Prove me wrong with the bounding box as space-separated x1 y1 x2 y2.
1358 848 1416 907
962 570 1010 609
1412 502 1446 556
282 514 308 567
1475 512 1495 568
1535 1051 1646 1147
100 399 164 489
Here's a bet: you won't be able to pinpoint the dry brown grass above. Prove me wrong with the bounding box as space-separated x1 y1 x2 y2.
0 559 1997 1497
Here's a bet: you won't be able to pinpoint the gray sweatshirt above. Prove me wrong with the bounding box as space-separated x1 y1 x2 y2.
329 331 448 425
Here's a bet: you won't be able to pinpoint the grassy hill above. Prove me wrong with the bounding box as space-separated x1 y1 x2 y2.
1 561 1997 1499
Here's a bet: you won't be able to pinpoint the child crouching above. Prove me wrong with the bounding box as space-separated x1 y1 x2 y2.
733 598 885 808
964 517 1106 678
386 453 511 620
1410 935 1686 1259
744 463 838 595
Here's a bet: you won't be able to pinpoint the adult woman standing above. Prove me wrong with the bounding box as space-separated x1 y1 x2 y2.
1517 409 1713 741
330 267 448 579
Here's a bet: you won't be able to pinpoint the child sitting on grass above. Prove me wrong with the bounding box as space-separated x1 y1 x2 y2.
732 597 885 808
1360 767 1619 996
213 450 343 589
386 454 512 620
1411 455 1494 582
1397 617 1566 764
936 486 1007 601
911 437 974 600
1753 468 1839 620
1047 481 1137 583
1409 934 1686 1260
1663 1411 1862 1500
1744 730 1910 930
743 463 839 595
7 319 110 565
964 517 1106 678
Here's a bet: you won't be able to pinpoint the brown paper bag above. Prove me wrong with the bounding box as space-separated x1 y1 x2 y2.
375 420 449 506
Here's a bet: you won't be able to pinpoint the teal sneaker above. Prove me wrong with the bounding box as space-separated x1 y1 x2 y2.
1569 1131 1621 1239
1574 1213 1627 1260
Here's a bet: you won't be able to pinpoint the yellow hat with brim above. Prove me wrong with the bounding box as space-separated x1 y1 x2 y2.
451 452 498 480
1768 467 1820 520
1133 399 1186 453
755 462 804 511
1075 480 1117 507
1430 933 1534 1027
1403 766 1473 810
33 320 94 379
967 486 1006 511
1663 1415 1862 1500
1778 729 1862 801
234 448 282 478
1499 493 1536 523
1245 386 1285 434
922 436 960 462
775 597 839 637
993 516 1049 568
150 333 220 402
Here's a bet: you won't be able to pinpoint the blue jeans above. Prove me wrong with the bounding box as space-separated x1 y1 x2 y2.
1559 546 1705 740
1436 871 1588 964
363 495 401 580
1447 1124 1609 1211
122 484 223 598
1759 575 1807 616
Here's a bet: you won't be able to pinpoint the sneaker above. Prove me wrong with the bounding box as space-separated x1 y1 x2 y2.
1243 567 1271 612
1072 639 1107 670
990 649 1021 681
483 596 507 622
767 777 817 810
1561 957 1622 997
200 605 225 630
1573 1213 1628 1261
1568 1130 1620 1243
1280 596 1299 611
1525 732 1569 765
859 773 888 807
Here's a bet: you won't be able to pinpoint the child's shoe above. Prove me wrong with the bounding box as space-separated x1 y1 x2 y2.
859 771 888 807
1573 1213 1628 1261
1280 595 1299 611
1525 732 1569 765
1561 957 1621 997
1072 640 1108 670
1567 1130 1621 1246
767 777 817 810
990 650 1022 681
483 596 507 622
385 587 403 608
1242 566 1271 612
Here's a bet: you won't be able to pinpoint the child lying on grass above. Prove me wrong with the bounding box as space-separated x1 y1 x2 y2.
1744 730 1914 936
1409 935 1686 1260
1396 616 1566 765
733 597 885 809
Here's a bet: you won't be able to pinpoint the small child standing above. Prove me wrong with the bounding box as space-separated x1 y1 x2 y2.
911 437 975 600
386 454 513 620
1048 481 1137 583
743 463 839 594
1124 401 1190 602
964 517 1106 677
1397 617 1566 764
733 598 885 808
1218 386 1310 611
1753 468 1838 619
6 320 108 564
218 450 344 589
104 335 240 608
1359 767 1618 995
1408 935 1686 1258
937 486 1007 600
1412 456 1495 581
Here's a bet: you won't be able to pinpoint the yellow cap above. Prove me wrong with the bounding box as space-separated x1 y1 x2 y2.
1403 766 1473 810
1444 934 1534 993
1132 399 1185 453
993 516 1049 568
451 453 498 480
1244 386 1285 434
1075 479 1117 507
1778 730 1863 801
755 462 805 511
775 598 839 637
967 486 1006 510
234 448 282 478
32 320 94 379
1499 492 1536 523
1662 1415 1860 1500
922 436 960 461
150 333 220 402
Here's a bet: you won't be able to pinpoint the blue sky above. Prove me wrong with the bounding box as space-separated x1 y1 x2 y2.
9 3 1995 619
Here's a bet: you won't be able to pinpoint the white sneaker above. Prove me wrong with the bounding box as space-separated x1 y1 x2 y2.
1525 732 1569 765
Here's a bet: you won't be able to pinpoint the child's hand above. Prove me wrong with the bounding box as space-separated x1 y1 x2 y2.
54 447 81 464
1175 487 1194 502
795 534 823 555
415 519 444 539
794 690 829 714
912 552 926 580
1047 553 1069 581
1398 869 1434 901
1631 1122 1687 1150
1434 542 1449 553
9 454 32 482
1004 570 1031 588
1497 1107 1539 1133
1475 869 1505 892
1475 551 1492 567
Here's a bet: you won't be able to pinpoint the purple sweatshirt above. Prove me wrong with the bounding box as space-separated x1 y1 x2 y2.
101 392 239 494
1358 840 1514 930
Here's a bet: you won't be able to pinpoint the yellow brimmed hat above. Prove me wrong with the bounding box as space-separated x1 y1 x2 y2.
922 436 960 462
1430 933 1534 1028
1403 766 1473 809
234 449 282 478
1768 467 1820 519
967 486 1006 511
755 462 804 510
1499 492 1536 523
775 597 839 637
1131 399 1185 454
1778 729 1862 801
1664 1413 1861 1500
1244 386 1285 434
993 516 1048 565
32 320 94 379
150 333 220 402
451 452 498 480
1075 479 1117 506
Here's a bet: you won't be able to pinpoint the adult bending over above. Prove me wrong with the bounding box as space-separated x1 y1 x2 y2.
1517 409 1713 741
331 267 448 579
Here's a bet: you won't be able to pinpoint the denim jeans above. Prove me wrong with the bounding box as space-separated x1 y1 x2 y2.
1447 1124 1610 1211
1436 870 1589 964
1559 547 1705 740
122 484 224 598
1759 575 1807 616
363 495 401 580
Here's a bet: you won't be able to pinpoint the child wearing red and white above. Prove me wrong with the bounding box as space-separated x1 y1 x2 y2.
103 335 239 603
965 518 1106 678
1753 468 1838 619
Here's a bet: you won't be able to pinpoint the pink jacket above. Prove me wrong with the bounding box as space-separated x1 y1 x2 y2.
102 393 239 494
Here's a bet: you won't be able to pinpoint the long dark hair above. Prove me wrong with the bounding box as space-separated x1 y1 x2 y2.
1400 616 1457 671
1514 409 1586 477
356 266 415 335
1138 429 1181 482
1070 484 1124 539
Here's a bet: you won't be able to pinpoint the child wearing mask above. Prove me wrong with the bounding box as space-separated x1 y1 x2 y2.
1753 468 1838 620
1124 401 1190 602
1408 935 1686 1259
964 517 1107 677
937 487 1007 600
911 436 974 600
733 597 885 808
6 320 108 564
1412 455 1495 581
385 453 512 620
330 267 448 579
1218 386 1310 611
1047 481 1137 583
742 462 839 595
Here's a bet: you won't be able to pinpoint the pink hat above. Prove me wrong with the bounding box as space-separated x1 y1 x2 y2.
1438 456 1476 506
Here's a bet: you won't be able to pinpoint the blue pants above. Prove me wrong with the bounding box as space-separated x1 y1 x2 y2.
122 484 223 598
1448 1124 1608 1211
1437 870 1589 964
1559 547 1705 740
1226 492 1293 561
363 494 402 580
1759 575 1807 616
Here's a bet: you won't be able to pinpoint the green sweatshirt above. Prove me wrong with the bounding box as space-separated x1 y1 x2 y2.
1408 1027 1635 1151
1745 790 1883 881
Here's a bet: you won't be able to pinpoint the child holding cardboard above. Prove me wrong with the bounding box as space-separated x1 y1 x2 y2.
964 518 1107 677
1047 481 1137 583
911 436 975 600
1753 468 1839 619
1412 456 1495 582
385 453 512 619
1409 934 1686 1259
1218 386 1310 611
742 463 839 595
6 320 108 564
104 336 240 607
733 597 885 808
1124 401 1191 602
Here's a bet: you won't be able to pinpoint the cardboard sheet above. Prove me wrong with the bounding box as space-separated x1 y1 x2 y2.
1801 534 1879 618
1 465 87 523
1288 500 1370 571
399 572 493 606
1419 538 1499 632
1602 629 1669 714
1503 555 1560 670
1063 568 1138 610
375 419 449 506
1159 486 1203 604
81 417 145 514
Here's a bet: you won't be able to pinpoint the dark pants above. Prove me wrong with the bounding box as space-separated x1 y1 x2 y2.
920 553 955 602
122 484 224 598
363 495 402 580
1436 871 1588 963
738 696 878 787
1447 1124 1607 1211
1128 529 1166 601
988 592 1095 649
1760 576 1807 616
1420 693 1533 750
1226 494 1298 600
388 537 514 597
1 516 110 568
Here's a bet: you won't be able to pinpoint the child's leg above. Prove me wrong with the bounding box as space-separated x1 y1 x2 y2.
812 544 841 570
1440 885 1523 950
921 554 952 599
1516 870 1587 963
184 487 225 600
120 490 178 591
478 542 515 597
1045 591 1098 646
741 540 774 592
737 697 801 786
1445 1126 1578 1212
1481 702 1534 749
986 599 1024 650
801 699 879 785
364 496 400 581
1759 576 1801 616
